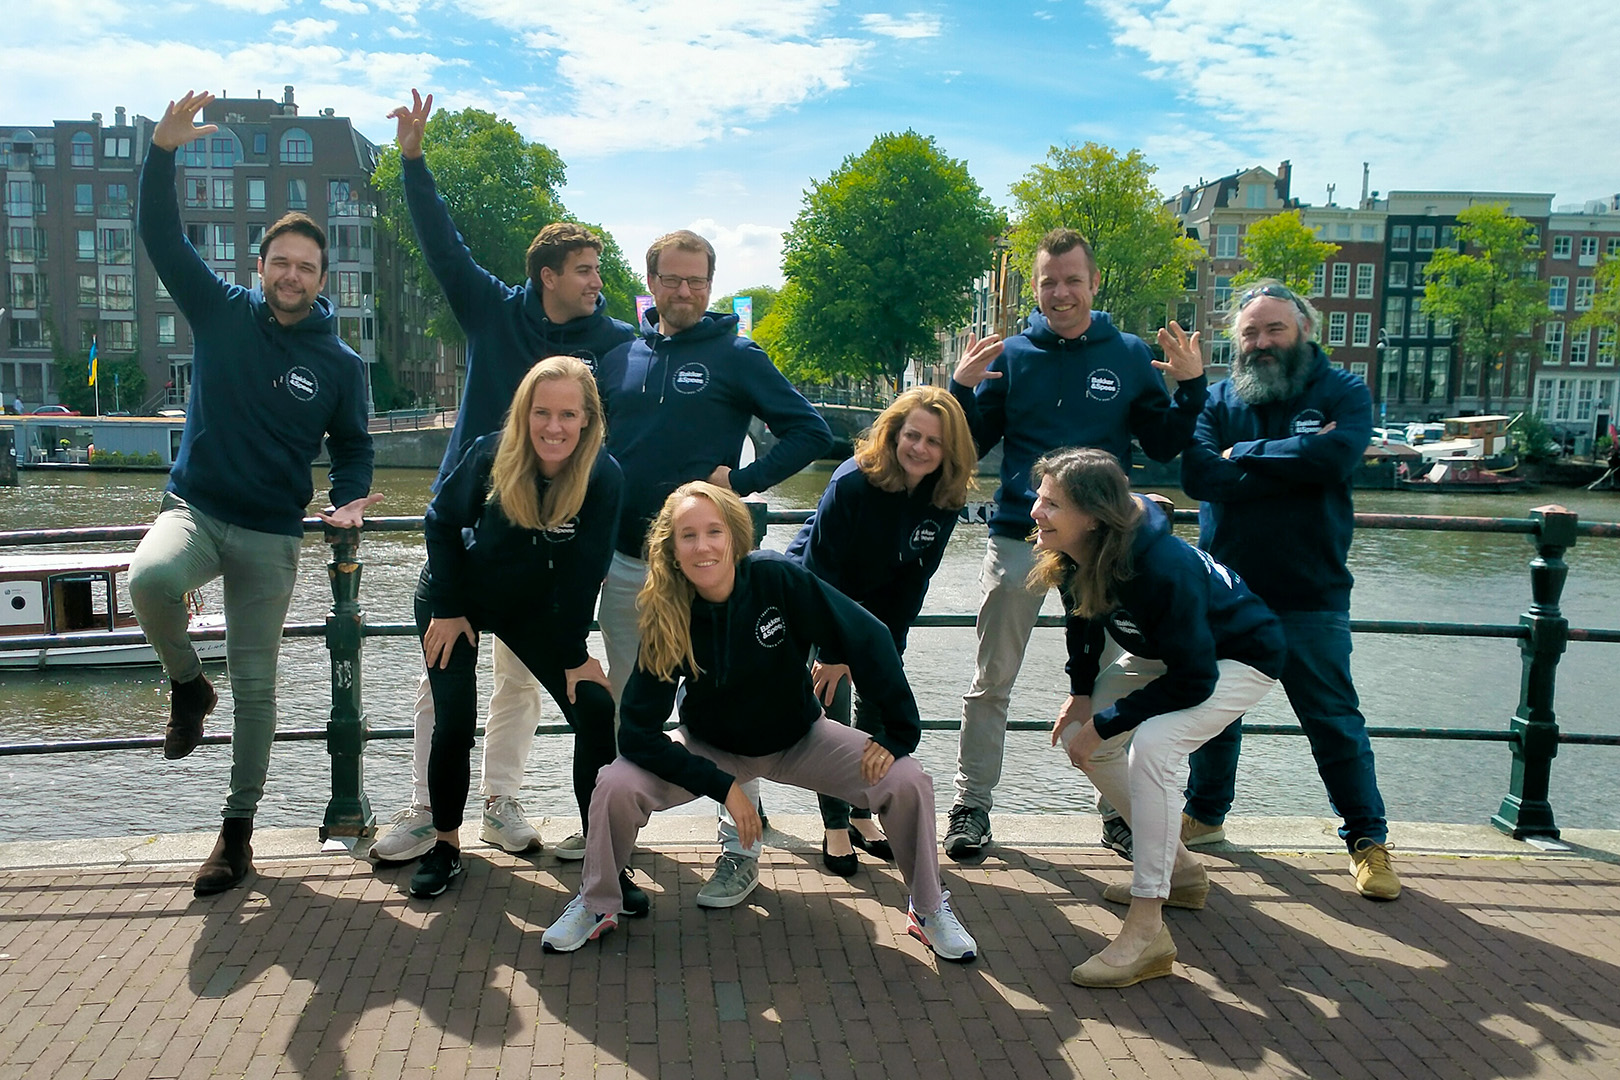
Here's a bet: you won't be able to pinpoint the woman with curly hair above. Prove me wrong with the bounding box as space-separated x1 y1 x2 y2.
541 481 976 962
1032 447 1284 987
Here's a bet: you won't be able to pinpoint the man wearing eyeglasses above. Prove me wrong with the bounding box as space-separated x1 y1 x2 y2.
1175 279 1399 901
594 229 833 909
944 227 1207 860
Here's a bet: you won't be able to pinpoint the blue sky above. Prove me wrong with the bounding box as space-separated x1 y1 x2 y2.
8 1 1619 296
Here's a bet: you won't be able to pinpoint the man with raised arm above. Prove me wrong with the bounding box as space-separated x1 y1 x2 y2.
129 91 378 896
943 227 1207 861
594 230 833 909
366 90 638 870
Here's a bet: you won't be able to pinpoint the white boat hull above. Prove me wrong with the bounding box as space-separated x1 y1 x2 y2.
0 616 229 670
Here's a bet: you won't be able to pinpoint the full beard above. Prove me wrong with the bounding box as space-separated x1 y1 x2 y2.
1230 337 1315 405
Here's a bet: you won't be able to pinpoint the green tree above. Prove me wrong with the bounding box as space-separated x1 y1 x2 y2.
1424 204 1548 414
715 284 780 325
370 107 642 338
1007 142 1203 337
1575 253 1620 370
777 130 1004 383
48 327 146 414
1232 211 1340 295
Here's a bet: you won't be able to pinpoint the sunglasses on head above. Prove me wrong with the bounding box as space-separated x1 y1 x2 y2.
1236 282 1309 316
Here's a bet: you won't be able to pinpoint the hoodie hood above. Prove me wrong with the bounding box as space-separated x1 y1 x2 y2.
520 290 615 353
247 290 339 334
1129 494 1173 562
638 309 740 346
1024 309 1122 350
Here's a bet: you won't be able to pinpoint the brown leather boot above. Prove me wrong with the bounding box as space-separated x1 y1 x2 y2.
165 674 217 760
194 817 254 896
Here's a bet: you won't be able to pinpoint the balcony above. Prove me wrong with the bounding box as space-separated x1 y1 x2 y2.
327 200 373 219
98 201 133 219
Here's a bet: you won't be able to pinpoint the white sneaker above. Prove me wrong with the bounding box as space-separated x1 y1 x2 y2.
542 893 618 953
370 805 436 862
907 891 977 962
554 832 587 861
481 795 541 853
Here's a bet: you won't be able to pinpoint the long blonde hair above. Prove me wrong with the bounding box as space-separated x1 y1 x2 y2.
489 356 604 530
636 482 757 681
1026 448 1141 619
853 385 978 509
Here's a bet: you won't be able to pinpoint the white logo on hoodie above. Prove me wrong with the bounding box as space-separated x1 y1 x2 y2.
755 605 787 647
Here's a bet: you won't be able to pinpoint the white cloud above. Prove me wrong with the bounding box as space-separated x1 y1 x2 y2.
272 18 341 40
215 0 287 9
688 219 788 294
321 0 370 13
1033 10 1053 19
445 0 869 155
860 12 944 39
1092 1 1620 204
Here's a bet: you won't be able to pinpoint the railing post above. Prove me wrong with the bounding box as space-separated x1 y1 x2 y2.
1492 504 1577 840
320 523 373 839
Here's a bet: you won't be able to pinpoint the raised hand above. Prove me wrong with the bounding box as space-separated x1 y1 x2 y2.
153 91 218 152
952 332 1004 389
387 88 433 160
1153 321 1205 382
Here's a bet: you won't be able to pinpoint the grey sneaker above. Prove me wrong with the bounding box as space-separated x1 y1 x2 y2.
370 805 436 863
480 795 541 854
943 804 991 861
1100 815 1134 861
696 853 760 909
554 832 587 861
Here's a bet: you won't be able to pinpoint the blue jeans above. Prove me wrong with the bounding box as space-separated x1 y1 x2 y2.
1184 610 1388 850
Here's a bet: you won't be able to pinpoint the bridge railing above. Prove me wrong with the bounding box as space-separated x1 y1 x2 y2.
3 505 1618 842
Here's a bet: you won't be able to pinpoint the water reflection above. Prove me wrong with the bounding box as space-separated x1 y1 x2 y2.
2 466 1618 841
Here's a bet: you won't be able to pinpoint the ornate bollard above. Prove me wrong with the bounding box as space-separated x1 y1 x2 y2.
1492 504 1578 840
747 499 770 549
321 523 374 839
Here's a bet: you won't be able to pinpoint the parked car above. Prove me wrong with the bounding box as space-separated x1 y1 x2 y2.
1370 427 1409 445
1405 422 1446 445
29 405 81 415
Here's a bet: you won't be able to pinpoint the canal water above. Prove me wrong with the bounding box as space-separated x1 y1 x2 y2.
3 465 1618 842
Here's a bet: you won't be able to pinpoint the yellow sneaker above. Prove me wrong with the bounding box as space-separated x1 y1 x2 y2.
1350 839 1401 900
1180 813 1226 847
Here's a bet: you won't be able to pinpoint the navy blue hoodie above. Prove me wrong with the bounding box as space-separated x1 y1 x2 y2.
1065 498 1285 739
139 146 373 537
596 311 832 555
784 456 959 660
1179 344 1371 613
401 155 636 490
422 435 622 668
951 310 1205 539
617 551 921 804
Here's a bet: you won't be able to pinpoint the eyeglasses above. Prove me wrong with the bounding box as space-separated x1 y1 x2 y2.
1236 283 1307 315
654 274 711 291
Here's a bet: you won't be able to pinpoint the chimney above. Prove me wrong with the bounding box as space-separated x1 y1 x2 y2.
1275 159 1292 203
115 106 126 127
282 85 298 116
92 112 103 126
1360 162 1370 208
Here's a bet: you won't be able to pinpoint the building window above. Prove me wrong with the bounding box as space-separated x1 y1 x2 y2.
212 224 236 262
1511 353 1530 399
1350 361 1369 381
1413 262 1429 290
287 178 307 210
1403 349 1424 402
77 229 95 261
102 273 134 311
1360 224 1377 241
1309 263 1326 297
1385 296 1406 336
1210 338 1233 366
1552 235 1572 259
1570 331 1590 366
1215 224 1238 259
248 224 266 250
247 178 266 210
1335 224 1352 241
34 140 55 167
211 137 236 169
100 228 132 265
1245 185 1267 209
1427 348 1449 401
105 182 130 217
253 132 268 155
1330 263 1350 298
103 135 132 159
1580 236 1598 262
1598 328 1616 366
7 226 38 264
1608 238 1620 257
336 270 363 308
4 179 33 217
280 128 313 165
1433 312 1452 338
1391 225 1410 252
184 177 208 208
1355 263 1374 299
70 132 94 167
1382 349 1402 402
8 272 40 310
8 320 50 348
1388 261 1408 289
1183 266 1198 290
1213 275 1232 308
339 317 363 349
157 314 176 345
78 320 97 350
1328 311 1347 346
1416 226 1435 252
1352 312 1371 347
1462 355 1482 397
1575 277 1595 311
1410 299 1428 337
328 179 360 216
1439 226 1456 250
74 183 93 214
103 321 135 351
212 178 234 209
1548 277 1568 309
181 137 207 168
77 274 97 306
1544 321 1564 361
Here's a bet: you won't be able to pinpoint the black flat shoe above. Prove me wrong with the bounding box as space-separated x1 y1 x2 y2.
848 825 893 862
821 838 858 878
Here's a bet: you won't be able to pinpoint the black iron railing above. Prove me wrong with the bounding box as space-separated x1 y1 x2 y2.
3 505 1617 842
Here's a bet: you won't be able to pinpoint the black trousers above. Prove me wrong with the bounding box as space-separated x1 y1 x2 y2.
414 569 616 834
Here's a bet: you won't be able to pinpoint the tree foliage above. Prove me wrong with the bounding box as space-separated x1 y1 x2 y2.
1423 204 1547 413
777 130 1003 383
1007 142 1203 337
1575 253 1620 363
370 107 642 339
48 327 146 413
715 284 780 325
1232 211 1340 295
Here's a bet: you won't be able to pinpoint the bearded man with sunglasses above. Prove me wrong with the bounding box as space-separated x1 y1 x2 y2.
1175 279 1400 901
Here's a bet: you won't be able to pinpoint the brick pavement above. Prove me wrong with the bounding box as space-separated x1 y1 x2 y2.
3 841 1620 1079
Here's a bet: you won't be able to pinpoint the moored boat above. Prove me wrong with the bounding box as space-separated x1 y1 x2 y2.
0 552 226 669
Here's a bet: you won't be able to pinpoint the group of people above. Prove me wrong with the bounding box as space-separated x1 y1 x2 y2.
130 87 1400 991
